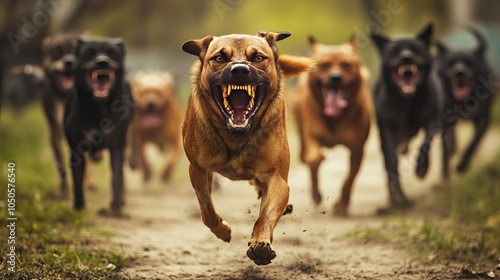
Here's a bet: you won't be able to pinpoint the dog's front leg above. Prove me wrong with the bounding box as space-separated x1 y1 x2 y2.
334 147 364 216
416 121 440 178
247 173 289 265
70 150 86 210
378 125 410 211
441 126 455 180
189 164 231 242
161 140 180 182
110 147 125 211
457 117 489 173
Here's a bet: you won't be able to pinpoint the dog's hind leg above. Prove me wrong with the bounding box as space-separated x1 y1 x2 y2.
334 148 363 216
189 164 231 242
247 173 289 265
457 117 489 173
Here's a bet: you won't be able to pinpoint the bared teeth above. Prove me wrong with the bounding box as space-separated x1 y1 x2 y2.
398 64 417 77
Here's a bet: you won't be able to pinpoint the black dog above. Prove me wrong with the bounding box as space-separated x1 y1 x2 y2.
437 27 495 178
40 34 79 198
64 37 133 212
371 24 444 212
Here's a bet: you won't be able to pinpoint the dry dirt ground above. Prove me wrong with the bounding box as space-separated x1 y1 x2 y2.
89 123 499 280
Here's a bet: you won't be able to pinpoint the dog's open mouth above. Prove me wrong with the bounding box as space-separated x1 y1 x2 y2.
86 69 116 99
140 111 161 130
214 84 262 132
450 76 474 101
322 84 350 118
58 70 75 90
392 64 422 96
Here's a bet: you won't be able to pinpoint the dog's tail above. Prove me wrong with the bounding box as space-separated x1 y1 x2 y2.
278 55 313 78
467 25 487 55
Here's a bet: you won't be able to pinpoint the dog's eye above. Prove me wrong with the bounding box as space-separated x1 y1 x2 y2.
318 62 331 70
341 62 351 70
211 55 225 63
51 47 62 59
254 55 266 62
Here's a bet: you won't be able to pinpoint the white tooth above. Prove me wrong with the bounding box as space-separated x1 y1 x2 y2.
228 86 232 96
398 66 404 77
410 65 417 74
92 71 98 81
224 98 229 108
251 86 256 98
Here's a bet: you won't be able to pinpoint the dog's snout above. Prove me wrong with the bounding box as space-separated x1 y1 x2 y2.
95 55 110 67
230 64 251 76
400 50 415 64
64 60 74 68
330 73 343 84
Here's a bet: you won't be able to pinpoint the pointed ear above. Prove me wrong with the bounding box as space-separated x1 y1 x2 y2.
278 55 312 78
467 26 487 56
181 36 214 59
370 33 390 52
307 35 317 46
348 33 357 50
111 38 126 57
436 41 448 55
257 31 291 46
417 23 433 46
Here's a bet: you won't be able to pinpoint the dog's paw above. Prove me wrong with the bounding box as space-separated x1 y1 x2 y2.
210 220 231 242
98 207 130 219
312 191 322 205
246 241 276 265
57 184 69 200
377 199 414 216
129 158 139 170
415 155 429 179
333 201 348 217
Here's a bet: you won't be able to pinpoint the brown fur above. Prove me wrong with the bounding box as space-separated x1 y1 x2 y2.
129 71 181 182
292 35 371 216
181 32 311 265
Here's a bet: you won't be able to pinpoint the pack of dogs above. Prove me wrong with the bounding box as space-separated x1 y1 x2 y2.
31 23 494 265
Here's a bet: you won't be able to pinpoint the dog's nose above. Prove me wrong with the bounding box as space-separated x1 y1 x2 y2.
400 50 415 64
95 55 110 67
330 74 343 84
230 64 251 76
64 60 74 68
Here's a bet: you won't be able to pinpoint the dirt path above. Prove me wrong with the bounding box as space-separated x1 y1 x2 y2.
92 123 500 279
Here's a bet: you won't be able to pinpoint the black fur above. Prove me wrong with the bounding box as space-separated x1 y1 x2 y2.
437 27 495 178
64 37 133 210
371 24 444 212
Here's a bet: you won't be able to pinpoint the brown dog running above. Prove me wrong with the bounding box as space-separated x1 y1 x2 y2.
292 35 371 216
129 71 181 182
181 32 311 265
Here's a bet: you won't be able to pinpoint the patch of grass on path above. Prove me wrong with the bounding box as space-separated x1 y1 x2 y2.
0 105 128 279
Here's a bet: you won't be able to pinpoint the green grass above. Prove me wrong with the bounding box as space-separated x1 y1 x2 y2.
347 155 500 271
0 104 128 279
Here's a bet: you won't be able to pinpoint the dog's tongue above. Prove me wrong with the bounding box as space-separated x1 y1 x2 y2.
451 80 471 101
323 90 348 118
228 90 250 125
140 114 161 130
59 73 74 90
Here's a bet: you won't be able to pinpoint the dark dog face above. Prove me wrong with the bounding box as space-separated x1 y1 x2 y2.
371 24 433 96
308 35 362 118
437 28 487 101
132 71 176 130
76 38 125 101
182 32 290 133
42 35 78 92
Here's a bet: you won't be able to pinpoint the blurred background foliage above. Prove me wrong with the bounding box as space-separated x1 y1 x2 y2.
1 0 500 110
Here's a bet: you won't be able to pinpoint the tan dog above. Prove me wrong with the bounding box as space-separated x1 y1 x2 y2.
181 32 311 265
129 71 181 182
292 35 371 216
